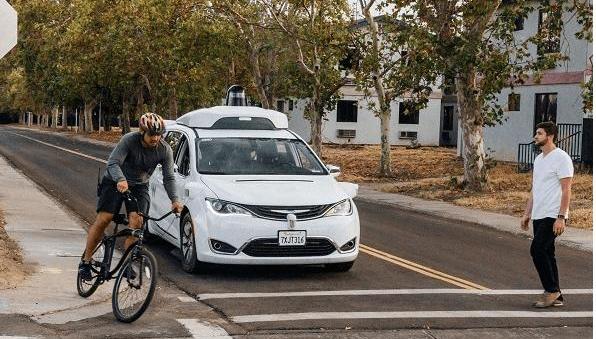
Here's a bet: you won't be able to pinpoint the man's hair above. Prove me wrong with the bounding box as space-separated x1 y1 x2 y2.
536 121 557 142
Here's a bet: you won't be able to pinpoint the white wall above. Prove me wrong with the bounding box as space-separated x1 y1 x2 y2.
287 89 442 146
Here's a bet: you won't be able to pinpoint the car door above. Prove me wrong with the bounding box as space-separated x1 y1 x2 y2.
167 135 192 241
150 130 183 241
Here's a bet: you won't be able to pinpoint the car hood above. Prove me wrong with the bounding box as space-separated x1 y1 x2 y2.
200 175 348 206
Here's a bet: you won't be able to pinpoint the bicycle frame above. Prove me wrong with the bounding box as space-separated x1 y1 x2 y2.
91 192 176 285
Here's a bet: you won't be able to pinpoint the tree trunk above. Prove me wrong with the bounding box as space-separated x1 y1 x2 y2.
310 110 323 157
83 100 97 133
62 106 67 129
121 98 131 135
456 72 488 191
51 107 59 129
309 77 324 157
379 110 392 176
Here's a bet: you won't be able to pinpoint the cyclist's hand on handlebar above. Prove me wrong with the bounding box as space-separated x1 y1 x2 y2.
172 201 184 215
117 180 129 193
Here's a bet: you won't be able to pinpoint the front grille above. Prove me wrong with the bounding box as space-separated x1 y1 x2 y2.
242 238 337 257
240 204 334 220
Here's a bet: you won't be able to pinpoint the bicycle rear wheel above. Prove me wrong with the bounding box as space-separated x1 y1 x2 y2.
112 248 158 323
77 242 106 298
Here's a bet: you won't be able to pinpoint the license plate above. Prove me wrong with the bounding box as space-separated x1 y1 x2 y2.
278 230 306 246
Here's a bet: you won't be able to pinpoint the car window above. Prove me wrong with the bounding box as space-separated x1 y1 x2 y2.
196 138 326 175
164 131 183 157
175 136 191 176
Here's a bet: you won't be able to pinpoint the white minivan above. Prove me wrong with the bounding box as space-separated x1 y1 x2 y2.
148 105 359 272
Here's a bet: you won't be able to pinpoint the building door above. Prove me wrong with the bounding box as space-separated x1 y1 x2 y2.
534 93 557 128
440 104 458 146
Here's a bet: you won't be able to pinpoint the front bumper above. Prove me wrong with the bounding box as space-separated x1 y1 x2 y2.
194 204 360 265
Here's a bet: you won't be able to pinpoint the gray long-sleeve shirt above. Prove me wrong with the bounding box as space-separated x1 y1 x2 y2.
105 132 179 202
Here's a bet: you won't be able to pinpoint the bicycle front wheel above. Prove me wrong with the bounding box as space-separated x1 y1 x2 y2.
112 248 158 323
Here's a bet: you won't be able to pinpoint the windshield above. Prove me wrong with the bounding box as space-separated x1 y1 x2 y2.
196 138 327 175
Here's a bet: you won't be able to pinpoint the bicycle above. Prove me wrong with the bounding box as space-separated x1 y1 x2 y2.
76 191 177 323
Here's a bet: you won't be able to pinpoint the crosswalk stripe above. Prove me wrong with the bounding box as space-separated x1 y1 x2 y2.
176 319 231 338
198 288 592 300
231 310 593 323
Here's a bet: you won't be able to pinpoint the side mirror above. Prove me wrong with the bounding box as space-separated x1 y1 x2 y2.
326 164 341 178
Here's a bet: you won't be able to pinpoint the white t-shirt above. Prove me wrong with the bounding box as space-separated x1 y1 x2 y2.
531 148 574 220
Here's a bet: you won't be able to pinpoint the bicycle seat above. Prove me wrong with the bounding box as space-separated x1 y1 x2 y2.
112 214 129 225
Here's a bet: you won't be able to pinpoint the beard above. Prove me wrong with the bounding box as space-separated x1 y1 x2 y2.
535 139 546 146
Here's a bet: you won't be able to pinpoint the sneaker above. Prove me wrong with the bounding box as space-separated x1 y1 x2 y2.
78 261 93 281
533 292 561 308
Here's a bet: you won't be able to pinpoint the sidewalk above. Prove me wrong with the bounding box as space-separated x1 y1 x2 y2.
0 155 113 322
356 185 592 252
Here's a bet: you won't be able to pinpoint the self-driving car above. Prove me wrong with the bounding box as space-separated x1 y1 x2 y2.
148 105 359 272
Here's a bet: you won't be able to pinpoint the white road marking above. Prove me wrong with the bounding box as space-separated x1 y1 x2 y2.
8 132 107 164
231 311 593 323
176 319 231 339
178 296 198 303
198 288 593 300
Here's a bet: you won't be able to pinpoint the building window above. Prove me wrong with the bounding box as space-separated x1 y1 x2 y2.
508 93 521 111
339 47 359 71
337 100 358 122
288 100 294 111
399 101 419 124
514 16 524 31
537 9 561 55
276 100 285 113
534 93 557 126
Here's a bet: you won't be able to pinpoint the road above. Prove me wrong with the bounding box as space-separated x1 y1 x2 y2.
0 125 592 337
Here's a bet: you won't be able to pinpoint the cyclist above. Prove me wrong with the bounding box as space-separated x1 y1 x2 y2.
79 112 183 280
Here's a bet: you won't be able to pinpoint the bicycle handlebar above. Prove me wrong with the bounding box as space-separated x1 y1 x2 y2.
122 190 179 221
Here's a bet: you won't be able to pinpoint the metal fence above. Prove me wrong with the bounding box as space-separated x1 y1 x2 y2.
517 123 583 173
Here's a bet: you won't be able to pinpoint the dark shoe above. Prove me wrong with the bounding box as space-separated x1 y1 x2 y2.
554 294 564 307
78 261 93 281
122 266 137 280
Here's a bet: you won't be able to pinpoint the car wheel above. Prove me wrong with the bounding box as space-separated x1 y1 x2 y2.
180 213 201 273
324 261 355 272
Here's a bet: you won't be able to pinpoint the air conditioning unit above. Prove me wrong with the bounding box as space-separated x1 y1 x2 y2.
399 131 418 139
337 129 356 138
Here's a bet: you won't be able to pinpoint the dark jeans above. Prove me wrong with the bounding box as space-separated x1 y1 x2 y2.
530 217 560 293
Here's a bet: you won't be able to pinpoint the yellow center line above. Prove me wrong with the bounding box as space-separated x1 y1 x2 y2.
360 244 489 291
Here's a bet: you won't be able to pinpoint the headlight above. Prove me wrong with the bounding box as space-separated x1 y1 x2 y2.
206 198 252 216
325 199 352 217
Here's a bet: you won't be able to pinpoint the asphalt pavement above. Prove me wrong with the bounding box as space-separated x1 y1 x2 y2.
0 125 592 338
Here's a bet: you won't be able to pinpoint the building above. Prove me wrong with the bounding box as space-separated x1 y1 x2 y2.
471 3 592 163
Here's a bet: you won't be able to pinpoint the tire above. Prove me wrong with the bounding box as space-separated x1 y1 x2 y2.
180 213 201 273
77 243 106 298
112 248 158 323
324 261 355 272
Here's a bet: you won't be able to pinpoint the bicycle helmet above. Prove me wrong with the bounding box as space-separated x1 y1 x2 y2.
139 113 165 135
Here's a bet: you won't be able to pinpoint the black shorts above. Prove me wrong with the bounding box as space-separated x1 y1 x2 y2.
96 177 150 215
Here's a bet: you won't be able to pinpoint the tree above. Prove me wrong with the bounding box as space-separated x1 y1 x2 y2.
354 2 435 176
390 0 567 191
261 0 352 156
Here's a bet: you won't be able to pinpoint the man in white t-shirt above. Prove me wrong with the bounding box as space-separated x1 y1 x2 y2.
521 121 574 308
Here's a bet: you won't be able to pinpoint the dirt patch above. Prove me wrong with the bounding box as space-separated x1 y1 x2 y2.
0 209 31 290
323 144 592 230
